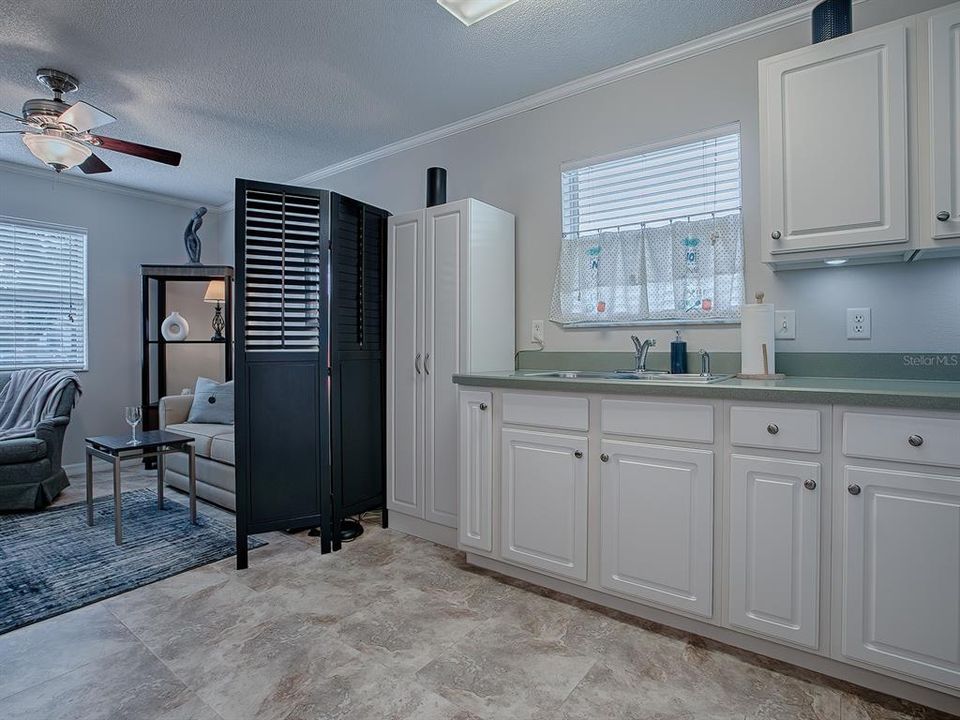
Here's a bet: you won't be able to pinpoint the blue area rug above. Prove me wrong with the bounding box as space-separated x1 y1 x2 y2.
0 488 265 635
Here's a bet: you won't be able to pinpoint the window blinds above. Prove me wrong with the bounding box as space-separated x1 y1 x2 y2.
0 217 87 370
551 127 744 326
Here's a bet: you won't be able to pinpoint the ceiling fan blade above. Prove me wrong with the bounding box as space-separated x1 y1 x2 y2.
89 135 181 166
0 131 24 134
78 153 111 174
1 109 23 122
58 101 116 132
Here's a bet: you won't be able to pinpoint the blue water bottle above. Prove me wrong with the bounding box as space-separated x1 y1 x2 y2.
671 330 688 374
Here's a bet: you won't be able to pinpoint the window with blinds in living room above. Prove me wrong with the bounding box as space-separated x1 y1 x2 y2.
551 124 744 326
0 216 87 371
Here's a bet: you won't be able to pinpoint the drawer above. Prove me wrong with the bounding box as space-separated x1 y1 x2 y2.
843 412 960 469
730 406 820 453
502 392 589 431
601 399 713 443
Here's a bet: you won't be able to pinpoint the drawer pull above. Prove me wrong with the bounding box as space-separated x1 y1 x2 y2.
804 478 817 491
600 453 609 463
767 423 779 435
847 484 861 496
574 450 583 459
908 434 924 447
479 403 487 411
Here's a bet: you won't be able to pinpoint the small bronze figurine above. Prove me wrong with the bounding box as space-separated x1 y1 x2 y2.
184 206 207 264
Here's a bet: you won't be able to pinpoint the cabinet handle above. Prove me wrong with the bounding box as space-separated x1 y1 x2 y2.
937 210 951 222
771 230 782 240
847 484 861 496
908 434 924 447
424 353 431 375
600 453 609 462
804 478 817 491
574 450 583 459
479 402 487 411
767 423 779 435
415 353 422 374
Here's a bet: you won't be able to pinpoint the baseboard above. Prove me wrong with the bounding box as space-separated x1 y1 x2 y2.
387 511 458 548
465 553 960 716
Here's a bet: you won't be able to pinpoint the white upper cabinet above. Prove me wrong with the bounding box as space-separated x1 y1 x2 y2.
842 465 960 689
918 3 960 257
600 439 714 617
760 22 910 267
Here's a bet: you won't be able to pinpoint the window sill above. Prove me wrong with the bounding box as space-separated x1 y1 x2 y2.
558 318 741 329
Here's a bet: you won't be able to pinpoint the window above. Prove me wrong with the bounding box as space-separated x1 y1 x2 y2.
0 217 87 370
551 125 744 326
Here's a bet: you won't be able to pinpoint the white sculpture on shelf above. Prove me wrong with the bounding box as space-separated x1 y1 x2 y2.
161 311 189 342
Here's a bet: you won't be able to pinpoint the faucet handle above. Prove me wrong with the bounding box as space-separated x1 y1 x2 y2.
699 348 711 376
630 335 642 351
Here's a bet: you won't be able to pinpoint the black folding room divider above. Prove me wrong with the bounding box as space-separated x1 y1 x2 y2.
234 179 389 568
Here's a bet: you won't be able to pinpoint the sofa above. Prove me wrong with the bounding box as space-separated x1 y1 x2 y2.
159 394 235 511
0 375 78 511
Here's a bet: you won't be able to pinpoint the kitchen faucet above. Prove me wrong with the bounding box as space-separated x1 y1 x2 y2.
623 335 656 373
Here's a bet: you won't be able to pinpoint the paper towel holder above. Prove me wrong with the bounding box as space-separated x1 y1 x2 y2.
737 292 786 380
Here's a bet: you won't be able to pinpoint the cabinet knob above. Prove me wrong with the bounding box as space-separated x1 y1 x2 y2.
847 484 861 496
600 453 609 462
937 210 951 222
479 402 487 411
574 450 583 459
804 478 817 491
771 230 782 240
767 423 779 435
908 434 924 447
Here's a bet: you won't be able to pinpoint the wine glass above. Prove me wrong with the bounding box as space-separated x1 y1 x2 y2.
124 406 143 445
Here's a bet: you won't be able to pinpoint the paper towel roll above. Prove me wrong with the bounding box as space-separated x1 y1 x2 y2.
741 303 775 375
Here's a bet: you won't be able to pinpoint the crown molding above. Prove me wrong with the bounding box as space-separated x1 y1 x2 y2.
0 159 220 212
217 0 862 215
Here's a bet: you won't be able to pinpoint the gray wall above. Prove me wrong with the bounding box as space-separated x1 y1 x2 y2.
0 163 222 465
219 0 960 356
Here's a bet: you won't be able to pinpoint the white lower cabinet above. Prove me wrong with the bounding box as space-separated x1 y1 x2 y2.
500 427 588 581
728 454 821 648
458 391 493 552
600 439 714 617
842 465 960 689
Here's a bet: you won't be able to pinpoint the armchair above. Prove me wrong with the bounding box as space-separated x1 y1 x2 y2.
0 377 78 510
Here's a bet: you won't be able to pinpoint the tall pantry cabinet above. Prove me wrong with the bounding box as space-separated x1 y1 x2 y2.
387 199 515 537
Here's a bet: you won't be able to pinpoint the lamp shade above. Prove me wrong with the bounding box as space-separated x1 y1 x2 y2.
22 133 91 172
203 279 226 303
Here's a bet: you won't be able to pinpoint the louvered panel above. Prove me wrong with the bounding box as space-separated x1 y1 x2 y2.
243 189 323 351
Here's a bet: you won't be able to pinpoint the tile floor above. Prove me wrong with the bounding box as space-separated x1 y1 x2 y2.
1 467 955 720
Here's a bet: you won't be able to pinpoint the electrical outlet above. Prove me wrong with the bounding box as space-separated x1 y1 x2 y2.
775 310 796 340
846 307 871 339
531 319 545 346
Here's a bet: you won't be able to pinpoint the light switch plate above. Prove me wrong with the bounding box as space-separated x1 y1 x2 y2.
775 310 796 340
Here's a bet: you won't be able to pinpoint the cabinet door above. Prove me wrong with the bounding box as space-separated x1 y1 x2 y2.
926 5 960 245
729 455 820 648
386 213 423 517
600 439 714 617
459 390 493 551
760 24 908 256
423 204 466 527
501 428 588 581
842 465 960 689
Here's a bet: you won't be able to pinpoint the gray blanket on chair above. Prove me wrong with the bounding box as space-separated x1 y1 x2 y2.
0 368 81 441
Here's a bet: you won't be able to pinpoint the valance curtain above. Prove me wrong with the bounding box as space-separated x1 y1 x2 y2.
549 212 744 326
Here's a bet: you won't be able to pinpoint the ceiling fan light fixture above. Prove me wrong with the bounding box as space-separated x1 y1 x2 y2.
437 0 519 26
22 132 91 172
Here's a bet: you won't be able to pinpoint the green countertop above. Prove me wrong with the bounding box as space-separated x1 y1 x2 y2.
453 371 960 411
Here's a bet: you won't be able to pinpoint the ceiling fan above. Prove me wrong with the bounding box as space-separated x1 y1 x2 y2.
0 68 181 174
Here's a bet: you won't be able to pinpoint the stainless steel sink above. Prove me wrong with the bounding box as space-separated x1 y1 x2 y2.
521 370 732 384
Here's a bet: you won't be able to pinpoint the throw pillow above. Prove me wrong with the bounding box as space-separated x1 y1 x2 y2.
187 377 234 424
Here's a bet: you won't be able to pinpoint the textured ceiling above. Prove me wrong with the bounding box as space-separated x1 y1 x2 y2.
0 0 804 206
